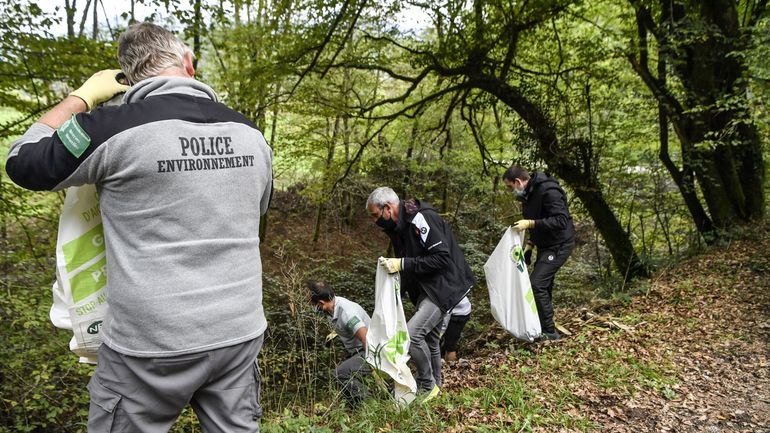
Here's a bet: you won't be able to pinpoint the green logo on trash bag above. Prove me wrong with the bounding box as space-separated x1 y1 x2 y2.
510 246 525 272
524 288 537 314
87 320 102 334
385 330 408 364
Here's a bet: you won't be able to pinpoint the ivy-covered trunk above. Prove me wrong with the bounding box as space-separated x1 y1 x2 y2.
678 105 765 229
630 0 766 231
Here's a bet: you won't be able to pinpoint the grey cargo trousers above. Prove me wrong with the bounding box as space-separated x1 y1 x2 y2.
88 335 263 433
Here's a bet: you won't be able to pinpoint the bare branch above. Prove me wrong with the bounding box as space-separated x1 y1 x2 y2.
499 24 518 81
78 0 92 38
321 0 368 79
0 102 57 138
360 31 438 62
352 66 436 113
329 82 473 194
627 57 684 119
551 17 565 90
461 99 492 176
328 115 400 195
290 0 354 95
358 82 471 121
627 3 685 121
325 62 424 83
423 88 465 139
507 63 583 78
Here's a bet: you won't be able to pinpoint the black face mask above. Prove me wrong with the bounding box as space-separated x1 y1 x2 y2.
375 208 397 231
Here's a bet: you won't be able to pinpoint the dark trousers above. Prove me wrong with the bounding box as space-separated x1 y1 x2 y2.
334 352 371 405
530 240 574 334
440 314 470 355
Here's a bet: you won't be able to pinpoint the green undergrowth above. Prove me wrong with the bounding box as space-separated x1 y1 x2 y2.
2 179 763 431
262 367 596 433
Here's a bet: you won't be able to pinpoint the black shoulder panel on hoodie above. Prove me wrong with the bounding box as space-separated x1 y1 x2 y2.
6 94 259 191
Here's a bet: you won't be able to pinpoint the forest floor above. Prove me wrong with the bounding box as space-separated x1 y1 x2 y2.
2 186 768 432
437 235 770 433
256 197 769 432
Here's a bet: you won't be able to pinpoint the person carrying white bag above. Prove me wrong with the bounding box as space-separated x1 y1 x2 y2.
7 23 273 432
366 187 475 401
483 227 541 342
503 165 576 341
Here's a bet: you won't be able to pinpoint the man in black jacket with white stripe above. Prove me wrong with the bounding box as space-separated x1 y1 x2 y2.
503 166 575 341
366 187 474 398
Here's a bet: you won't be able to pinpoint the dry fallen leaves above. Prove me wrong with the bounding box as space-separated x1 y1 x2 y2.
441 236 770 433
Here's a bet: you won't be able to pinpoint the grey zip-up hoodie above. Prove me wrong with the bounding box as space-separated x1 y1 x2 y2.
6 77 273 357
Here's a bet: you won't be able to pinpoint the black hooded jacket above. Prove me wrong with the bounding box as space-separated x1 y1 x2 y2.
521 172 576 248
384 199 475 313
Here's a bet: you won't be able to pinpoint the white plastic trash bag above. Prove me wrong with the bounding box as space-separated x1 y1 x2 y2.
49 184 108 364
366 259 417 405
483 227 541 341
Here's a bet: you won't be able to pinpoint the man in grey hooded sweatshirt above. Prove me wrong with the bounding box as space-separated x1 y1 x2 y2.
5 23 272 432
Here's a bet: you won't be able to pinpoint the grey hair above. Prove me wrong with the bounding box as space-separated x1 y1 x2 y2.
117 23 193 83
366 187 399 209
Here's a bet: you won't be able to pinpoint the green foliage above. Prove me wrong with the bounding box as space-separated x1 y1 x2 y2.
262 409 333 433
1 0 767 430
0 273 92 432
260 358 596 433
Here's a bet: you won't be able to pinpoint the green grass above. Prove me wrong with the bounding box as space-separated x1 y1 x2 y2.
259 354 597 433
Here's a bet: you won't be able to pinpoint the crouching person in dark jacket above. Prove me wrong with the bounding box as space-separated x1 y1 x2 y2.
366 187 475 400
503 166 575 341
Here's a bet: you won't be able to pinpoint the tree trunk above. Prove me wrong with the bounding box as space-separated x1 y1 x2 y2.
440 128 451 211
234 0 242 27
192 0 202 70
655 48 715 239
77 0 91 38
65 0 76 38
312 116 340 243
91 0 98 39
402 120 417 197
634 0 766 231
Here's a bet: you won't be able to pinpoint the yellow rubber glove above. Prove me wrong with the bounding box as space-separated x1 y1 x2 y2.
70 69 130 110
324 331 337 347
380 257 403 273
513 219 535 230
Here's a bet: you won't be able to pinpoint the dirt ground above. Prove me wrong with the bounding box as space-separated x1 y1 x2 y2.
443 237 770 432
584 238 770 433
